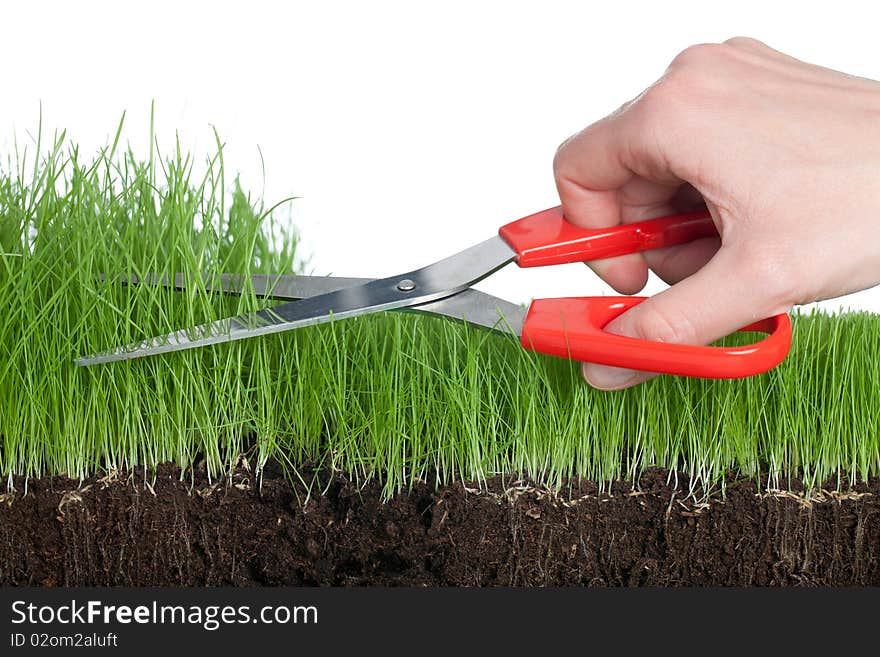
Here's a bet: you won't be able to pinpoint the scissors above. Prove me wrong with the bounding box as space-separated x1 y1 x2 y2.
77 206 792 378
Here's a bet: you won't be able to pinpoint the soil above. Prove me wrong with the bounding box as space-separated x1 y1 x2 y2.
1 462 878 586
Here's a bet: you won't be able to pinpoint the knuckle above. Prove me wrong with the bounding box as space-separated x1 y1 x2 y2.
649 42 739 121
668 42 727 72
553 126 594 179
665 42 740 93
723 36 765 50
638 75 677 107
552 134 577 175
630 78 680 130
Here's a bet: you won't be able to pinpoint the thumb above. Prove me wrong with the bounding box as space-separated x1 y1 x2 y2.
583 246 783 390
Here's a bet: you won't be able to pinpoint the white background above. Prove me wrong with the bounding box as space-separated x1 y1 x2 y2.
3 0 879 313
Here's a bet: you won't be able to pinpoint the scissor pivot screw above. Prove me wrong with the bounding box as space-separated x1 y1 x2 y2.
397 279 416 292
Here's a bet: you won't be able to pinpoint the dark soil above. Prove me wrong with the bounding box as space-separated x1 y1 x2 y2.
1 462 878 586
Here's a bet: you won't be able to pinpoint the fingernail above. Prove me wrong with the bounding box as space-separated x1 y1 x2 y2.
582 362 640 390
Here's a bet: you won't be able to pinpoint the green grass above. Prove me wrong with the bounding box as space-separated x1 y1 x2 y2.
1 121 879 497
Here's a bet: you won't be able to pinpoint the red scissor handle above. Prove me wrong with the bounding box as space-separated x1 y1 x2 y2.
499 207 793 378
499 206 718 267
521 297 791 378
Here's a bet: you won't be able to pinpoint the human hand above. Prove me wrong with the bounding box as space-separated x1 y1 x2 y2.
554 37 880 390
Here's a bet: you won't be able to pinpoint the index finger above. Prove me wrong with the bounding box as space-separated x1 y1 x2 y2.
553 104 685 293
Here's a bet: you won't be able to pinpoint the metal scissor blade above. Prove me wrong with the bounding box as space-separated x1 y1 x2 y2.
157 273 528 333
77 235 517 365
147 273 371 300
186 273 528 333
